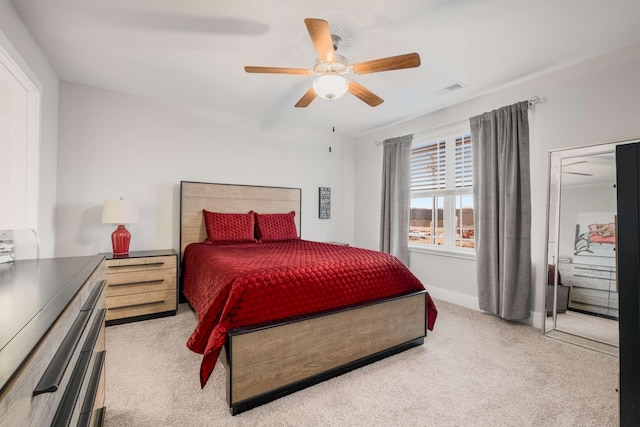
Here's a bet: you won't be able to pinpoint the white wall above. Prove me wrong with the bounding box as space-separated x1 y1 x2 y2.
56 82 355 257
354 42 640 326
0 0 59 257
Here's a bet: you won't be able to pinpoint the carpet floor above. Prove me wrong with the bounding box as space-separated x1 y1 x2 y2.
104 300 618 426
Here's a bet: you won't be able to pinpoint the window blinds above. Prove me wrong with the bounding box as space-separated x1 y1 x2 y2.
411 140 446 191
455 135 472 188
411 134 472 192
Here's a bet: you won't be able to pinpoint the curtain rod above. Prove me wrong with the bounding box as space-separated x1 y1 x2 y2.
375 96 541 145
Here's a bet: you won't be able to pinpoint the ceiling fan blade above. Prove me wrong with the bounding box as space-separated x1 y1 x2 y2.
347 81 384 107
295 87 317 108
563 160 588 167
563 171 593 176
244 66 312 75
304 18 335 63
352 52 421 74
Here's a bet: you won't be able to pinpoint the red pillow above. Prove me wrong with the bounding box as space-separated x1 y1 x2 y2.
255 211 299 241
202 210 256 243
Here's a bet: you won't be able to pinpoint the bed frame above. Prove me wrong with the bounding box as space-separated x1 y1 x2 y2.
179 181 427 415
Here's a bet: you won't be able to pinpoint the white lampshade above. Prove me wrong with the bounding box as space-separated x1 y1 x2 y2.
313 75 348 100
101 199 139 224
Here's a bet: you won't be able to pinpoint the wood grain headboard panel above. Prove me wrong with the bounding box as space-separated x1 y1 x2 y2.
180 181 302 258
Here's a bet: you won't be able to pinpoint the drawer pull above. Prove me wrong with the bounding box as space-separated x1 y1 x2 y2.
573 274 610 280
109 279 165 287
570 299 610 309
51 351 91 426
34 307 105 396
108 262 165 269
82 309 106 353
78 351 106 427
82 280 106 312
33 310 91 396
571 285 609 291
574 266 613 272
109 299 166 310
51 312 106 426
93 407 106 427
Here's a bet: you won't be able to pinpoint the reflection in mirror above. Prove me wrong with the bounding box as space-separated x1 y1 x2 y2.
543 140 631 356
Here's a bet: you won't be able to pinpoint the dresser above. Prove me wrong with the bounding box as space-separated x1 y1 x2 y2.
103 250 178 325
0 255 106 427
558 262 618 318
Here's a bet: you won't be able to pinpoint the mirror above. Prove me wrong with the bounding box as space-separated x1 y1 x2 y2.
543 140 633 355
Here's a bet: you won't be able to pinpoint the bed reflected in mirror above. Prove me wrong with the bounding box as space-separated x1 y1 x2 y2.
543 140 634 355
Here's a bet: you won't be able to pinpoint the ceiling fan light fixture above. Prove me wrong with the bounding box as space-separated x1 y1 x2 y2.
245 18 420 107
313 74 348 101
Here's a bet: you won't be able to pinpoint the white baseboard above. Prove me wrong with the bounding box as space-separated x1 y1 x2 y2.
529 310 543 330
427 285 543 329
426 286 480 312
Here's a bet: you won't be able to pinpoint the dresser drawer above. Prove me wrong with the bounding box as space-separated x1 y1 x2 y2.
571 266 612 285
571 289 610 308
0 292 84 426
563 268 612 289
569 301 610 316
105 255 176 273
558 262 618 319
106 269 175 297
106 289 176 321
0 256 106 427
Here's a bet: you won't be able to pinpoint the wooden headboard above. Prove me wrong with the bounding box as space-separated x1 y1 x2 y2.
179 181 302 258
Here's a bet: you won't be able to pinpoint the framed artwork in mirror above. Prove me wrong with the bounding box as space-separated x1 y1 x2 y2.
574 212 616 257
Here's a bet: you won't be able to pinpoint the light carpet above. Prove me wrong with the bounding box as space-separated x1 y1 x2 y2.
104 300 618 426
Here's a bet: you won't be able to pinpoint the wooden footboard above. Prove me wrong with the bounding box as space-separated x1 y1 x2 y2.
222 290 427 415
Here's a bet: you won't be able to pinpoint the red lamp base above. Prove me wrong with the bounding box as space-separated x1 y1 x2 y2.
111 224 131 255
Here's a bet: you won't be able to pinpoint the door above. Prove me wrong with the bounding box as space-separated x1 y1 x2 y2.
615 141 640 423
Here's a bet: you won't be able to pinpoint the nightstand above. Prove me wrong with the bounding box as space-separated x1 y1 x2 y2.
102 249 178 326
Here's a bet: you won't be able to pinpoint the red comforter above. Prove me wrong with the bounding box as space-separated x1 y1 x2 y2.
182 240 437 387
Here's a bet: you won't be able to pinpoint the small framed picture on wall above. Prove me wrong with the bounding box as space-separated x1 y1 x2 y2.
319 187 331 219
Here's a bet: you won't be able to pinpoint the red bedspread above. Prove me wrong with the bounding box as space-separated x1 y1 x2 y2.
182 240 437 387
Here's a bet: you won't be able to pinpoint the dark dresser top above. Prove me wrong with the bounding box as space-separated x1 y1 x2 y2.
0 255 104 394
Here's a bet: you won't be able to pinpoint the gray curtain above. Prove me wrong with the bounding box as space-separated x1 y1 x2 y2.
470 101 531 320
380 134 413 265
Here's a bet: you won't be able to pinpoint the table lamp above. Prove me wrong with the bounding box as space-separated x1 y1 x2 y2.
101 198 139 255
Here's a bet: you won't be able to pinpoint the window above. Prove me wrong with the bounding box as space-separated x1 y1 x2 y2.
409 126 474 250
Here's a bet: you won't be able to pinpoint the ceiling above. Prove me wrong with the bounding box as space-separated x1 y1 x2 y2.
562 153 617 187
11 0 640 138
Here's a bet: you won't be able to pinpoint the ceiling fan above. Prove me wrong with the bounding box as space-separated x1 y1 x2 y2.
563 160 593 176
244 18 421 108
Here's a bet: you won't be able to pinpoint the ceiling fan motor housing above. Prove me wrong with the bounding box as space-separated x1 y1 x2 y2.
313 55 349 75
331 34 342 51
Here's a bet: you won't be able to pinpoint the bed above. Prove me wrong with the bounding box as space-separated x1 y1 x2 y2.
179 181 436 415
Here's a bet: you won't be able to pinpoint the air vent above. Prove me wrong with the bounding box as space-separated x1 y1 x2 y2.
443 82 466 92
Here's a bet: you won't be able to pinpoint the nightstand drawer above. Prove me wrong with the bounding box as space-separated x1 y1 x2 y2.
106 269 175 297
105 255 176 273
102 250 178 325
106 289 176 321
